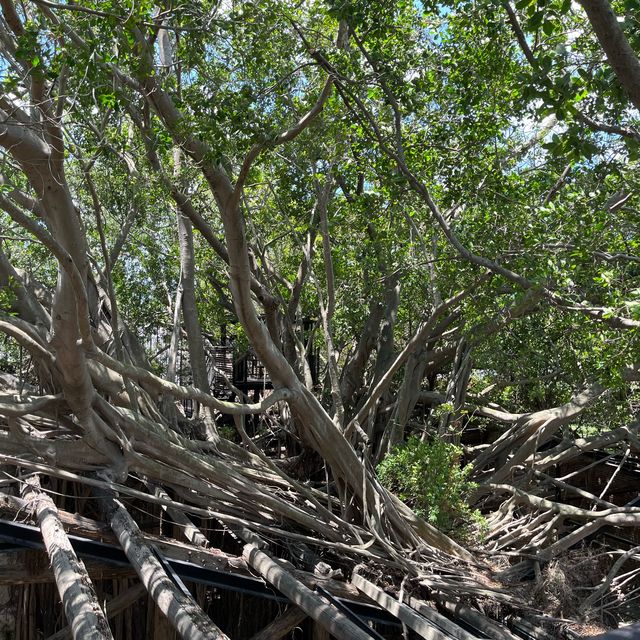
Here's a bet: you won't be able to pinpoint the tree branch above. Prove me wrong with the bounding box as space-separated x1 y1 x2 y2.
578 0 640 111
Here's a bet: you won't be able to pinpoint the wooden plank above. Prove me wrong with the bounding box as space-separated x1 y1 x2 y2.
244 543 373 640
248 606 307 640
352 573 472 640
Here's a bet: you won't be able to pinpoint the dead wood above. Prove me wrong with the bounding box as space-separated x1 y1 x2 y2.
248 606 308 640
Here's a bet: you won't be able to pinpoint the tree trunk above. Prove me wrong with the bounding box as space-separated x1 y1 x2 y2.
98 490 229 640
22 476 113 640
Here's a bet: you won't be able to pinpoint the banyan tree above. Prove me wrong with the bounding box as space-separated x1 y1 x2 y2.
0 0 639 637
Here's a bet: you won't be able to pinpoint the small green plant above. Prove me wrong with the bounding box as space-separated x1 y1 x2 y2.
377 436 485 540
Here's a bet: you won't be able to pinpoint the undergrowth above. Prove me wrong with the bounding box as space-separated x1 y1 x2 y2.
377 436 486 541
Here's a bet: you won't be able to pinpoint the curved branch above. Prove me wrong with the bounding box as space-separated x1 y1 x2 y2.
0 194 93 346
0 316 55 365
346 280 487 437
0 393 62 417
90 349 293 415
488 483 640 526
233 75 334 201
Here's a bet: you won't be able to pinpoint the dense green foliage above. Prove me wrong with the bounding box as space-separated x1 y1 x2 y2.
378 436 483 536
0 0 639 523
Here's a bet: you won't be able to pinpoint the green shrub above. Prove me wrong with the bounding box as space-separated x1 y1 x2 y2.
377 436 485 540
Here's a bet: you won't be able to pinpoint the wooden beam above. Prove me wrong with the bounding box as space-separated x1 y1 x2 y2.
248 606 307 640
0 555 135 585
0 493 364 602
243 542 373 640
22 476 114 640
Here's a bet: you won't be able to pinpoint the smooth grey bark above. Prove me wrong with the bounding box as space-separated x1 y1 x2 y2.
161 276 182 423
473 382 606 483
352 573 455 640
128 28 471 557
578 0 640 111
339 299 384 412
176 213 209 392
0 242 50 331
98 490 229 640
381 345 429 455
438 337 472 440
243 543 373 640
164 29 218 439
22 476 113 640
280 195 321 389
314 173 345 424
177 208 219 440
0 3 99 435
372 274 401 386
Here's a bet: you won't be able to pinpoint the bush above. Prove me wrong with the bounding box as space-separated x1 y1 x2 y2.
377 436 485 539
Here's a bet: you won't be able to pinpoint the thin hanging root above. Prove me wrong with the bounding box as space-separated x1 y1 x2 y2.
580 545 640 612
